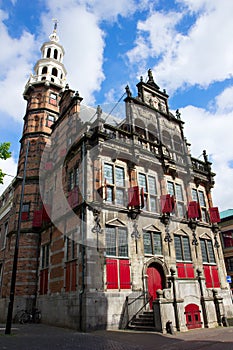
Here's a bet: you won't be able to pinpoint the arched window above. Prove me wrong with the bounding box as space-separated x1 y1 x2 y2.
46 48 51 58
52 68 58 77
148 124 158 142
54 49 58 59
173 135 183 153
42 66 48 74
162 130 172 148
135 118 146 138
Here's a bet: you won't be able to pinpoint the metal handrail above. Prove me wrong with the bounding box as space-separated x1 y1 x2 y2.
125 292 152 329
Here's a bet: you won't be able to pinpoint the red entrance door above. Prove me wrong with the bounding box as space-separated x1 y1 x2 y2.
147 265 163 309
185 304 202 329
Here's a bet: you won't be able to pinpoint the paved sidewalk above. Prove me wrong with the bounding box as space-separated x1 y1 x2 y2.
0 324 233 350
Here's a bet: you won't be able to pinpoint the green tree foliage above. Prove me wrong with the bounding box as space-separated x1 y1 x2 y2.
0 142 11 184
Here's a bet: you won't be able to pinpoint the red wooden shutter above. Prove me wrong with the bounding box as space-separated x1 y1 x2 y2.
211 266 220 288
119 259 131 289
40 269 48 295
32 210 42 227
39 270 43 294
209 207 221 223
44 269 48 294
203 265 212 288
160 194 173 213
65 262 71 292
188 201 200 219
177 263 186 278
186 263 195 278
71 261 77 291
128 186 140 207
21 212 29 221
42 204 51 223
171 195 176 211
106 259 118 289
140 188 145 209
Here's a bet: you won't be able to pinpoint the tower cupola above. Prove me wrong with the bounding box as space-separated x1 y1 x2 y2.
24 21 67 93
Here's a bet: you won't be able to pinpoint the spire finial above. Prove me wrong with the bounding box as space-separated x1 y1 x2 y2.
53 18 58 32
49 19 59 42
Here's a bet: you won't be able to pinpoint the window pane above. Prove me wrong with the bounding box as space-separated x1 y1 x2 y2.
150 197 157 212
153 233 162 255
177 203 185 218
115 167 125 186
174 236 183 260
200 240 208 263
182 237 191 261
207 240 215 263
143 232 152 255
222 231 233 248
69 171 74 190
201 209 208 222
118 228 128 257
106 227 116 256
106 187 113 202
167 181 174 196
192 189 198 202
22 203 30 212
75 167 79 186
115 189 124 206
226 257 233 271
175 184 183 201
148 176 156 195
138 174 147 192
104 164 113 184
198 191 206 207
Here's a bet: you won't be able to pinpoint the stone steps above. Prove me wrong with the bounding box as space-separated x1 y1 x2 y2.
128 310 156 331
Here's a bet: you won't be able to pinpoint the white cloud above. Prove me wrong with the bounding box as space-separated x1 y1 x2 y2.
41 0 151 104
40 4 104 104
127 1 233 92
44 0 149 21
180 104 233 211
214 86 233 114
0 9 37 122
0 156 17 194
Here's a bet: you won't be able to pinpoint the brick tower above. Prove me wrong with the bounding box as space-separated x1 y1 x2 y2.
2 24 67 312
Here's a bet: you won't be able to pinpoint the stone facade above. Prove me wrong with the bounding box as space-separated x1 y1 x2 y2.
0 28 232 332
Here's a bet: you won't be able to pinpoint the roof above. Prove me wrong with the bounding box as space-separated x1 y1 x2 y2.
220 209 233 219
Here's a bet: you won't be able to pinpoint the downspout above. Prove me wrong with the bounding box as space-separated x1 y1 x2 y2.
79 137 86 331
197 268 208 327
170 268 180 332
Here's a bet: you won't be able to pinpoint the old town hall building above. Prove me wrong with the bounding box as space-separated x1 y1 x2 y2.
0 26 232 332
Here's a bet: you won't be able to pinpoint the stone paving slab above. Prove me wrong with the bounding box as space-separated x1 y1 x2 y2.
0 324 233 350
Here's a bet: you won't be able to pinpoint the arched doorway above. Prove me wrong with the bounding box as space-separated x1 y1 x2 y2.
185 304 202 329
147 263 165 309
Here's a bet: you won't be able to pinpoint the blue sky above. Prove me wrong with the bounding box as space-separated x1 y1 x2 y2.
0 0 233 211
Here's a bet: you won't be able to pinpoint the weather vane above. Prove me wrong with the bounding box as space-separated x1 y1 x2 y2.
52 18 58 32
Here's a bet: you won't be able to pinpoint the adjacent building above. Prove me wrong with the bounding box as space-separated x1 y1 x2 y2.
0 26 232 333
219 210 233 293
